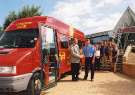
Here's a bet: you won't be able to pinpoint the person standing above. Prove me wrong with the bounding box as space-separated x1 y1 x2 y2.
112 44 118 72
95 43 101 71
83 39 95 81
101 41 107 65
70 38 83 81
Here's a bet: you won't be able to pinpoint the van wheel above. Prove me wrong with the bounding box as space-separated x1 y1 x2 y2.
26 73 42 95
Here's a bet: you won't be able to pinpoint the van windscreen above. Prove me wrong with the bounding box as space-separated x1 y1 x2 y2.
0 29 39 48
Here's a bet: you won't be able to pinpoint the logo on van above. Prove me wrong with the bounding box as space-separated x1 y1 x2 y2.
16 22 32 29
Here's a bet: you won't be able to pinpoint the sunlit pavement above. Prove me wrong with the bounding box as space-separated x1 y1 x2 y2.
41 71 135 95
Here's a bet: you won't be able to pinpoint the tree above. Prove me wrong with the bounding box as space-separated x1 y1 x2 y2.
3 11 17 29
18 5 41 18
0 26 3 36
0 26 3 32
3 5 42 29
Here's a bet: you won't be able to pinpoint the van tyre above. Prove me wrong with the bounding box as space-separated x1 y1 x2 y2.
26 73 42 95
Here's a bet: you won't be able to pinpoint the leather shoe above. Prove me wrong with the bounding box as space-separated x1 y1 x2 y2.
91 79 94 81
83 78 87 80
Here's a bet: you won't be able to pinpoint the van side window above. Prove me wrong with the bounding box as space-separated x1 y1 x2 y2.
60 36 68 48
69 38 74 46
61 41 68 48
78 40 83 49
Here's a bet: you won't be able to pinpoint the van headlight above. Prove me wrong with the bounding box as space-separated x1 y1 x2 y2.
0 66 16 74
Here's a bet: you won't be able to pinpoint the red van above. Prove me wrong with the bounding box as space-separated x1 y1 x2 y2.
0 16 85 94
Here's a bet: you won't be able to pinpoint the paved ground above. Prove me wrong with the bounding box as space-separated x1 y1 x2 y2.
41 71 135 95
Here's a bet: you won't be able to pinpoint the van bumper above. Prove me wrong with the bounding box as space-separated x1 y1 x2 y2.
0 73 32 92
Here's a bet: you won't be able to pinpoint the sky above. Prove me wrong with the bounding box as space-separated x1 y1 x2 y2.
0 0 135 34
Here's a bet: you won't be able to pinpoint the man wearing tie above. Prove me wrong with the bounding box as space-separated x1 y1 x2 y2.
83 39 95 81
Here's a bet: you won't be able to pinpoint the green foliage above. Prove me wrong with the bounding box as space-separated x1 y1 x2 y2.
18 5 41 18
0 26 3 32
0 26 2 31
3 11 17 29
3 5 42 29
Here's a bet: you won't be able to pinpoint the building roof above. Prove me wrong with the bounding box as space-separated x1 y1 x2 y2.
86 30 111 38
112 7 135 37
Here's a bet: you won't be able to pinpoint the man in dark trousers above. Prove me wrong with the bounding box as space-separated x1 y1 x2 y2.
70 38 83 81
83 39 95 81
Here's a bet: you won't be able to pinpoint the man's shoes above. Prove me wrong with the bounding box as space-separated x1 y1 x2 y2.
83 77 87 80
72 79 76 81
76 77 80 80
91 79 94 82
72 78 77 81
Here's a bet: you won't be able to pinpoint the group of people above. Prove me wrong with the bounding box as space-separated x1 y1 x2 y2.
70 38 118 81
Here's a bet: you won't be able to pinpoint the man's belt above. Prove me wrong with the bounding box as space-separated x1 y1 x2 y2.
85 56 93 58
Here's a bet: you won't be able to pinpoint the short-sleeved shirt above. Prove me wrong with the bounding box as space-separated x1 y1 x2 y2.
83 44 95 57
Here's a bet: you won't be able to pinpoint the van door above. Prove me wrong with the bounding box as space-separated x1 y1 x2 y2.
39 23 59 88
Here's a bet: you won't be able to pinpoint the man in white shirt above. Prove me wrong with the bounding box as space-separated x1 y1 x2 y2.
70 38 83 81
95 44 101 71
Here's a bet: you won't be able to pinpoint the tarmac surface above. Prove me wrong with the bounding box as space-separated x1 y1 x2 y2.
41 71 135 95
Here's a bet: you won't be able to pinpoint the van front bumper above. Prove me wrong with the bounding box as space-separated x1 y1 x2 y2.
0 73 32 92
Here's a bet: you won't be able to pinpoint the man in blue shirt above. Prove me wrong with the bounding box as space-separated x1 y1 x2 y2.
83 39 95 81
